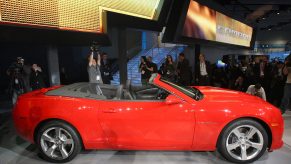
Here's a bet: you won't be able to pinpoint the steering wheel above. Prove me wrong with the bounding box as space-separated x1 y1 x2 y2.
156 89 169 100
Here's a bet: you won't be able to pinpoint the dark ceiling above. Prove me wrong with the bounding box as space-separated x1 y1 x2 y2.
216 0 291 31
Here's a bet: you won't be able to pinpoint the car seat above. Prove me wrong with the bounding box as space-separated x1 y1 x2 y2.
125 80 135 100
113 85 124 100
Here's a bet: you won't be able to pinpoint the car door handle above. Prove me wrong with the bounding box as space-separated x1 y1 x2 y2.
102 108 117 113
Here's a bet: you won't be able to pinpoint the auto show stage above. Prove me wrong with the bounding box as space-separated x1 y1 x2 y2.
0 109 291 164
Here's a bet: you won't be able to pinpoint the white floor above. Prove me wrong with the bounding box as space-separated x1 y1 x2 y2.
282 111 291 148
0 111 291 164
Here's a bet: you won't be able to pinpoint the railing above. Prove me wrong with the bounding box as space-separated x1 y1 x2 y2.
110 59 119 75
110 44 185 85
126 42 142 60
110 41 142 76
127 45 185 82
127 43 159 80
156 46 180 67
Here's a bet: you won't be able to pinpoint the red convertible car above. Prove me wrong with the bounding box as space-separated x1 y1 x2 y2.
13 74 283 163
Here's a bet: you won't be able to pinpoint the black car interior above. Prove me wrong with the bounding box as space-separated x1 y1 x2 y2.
124 80 169 100
46 82 170 101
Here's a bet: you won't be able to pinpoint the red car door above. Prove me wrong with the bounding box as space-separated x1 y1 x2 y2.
98 97 195 149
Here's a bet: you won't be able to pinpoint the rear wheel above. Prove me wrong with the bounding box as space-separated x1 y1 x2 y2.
218 119 268 163
36 121 81 163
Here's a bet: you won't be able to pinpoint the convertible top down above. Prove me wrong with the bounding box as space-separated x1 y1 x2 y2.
13 74 283 163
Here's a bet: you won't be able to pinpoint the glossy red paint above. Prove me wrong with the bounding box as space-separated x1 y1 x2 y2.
13 74 284 152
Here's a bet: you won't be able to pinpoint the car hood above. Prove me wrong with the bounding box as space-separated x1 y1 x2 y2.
195 86 264 103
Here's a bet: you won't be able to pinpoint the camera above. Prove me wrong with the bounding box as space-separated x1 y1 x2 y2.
16 57 24 65
9 57 25 76
286 61 291 67
90 42 100 53
286 54 291 67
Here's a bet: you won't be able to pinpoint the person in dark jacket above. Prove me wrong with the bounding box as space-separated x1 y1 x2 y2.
7 57 31 93
177 53 191 86
100 53 113 84
139 56 152 85
195 54 212 86
162 55 176 82
60 67 69 85
30 64 45 91
280 56 291 114
252 56 272 100
147 56 158 74
269 61 286 107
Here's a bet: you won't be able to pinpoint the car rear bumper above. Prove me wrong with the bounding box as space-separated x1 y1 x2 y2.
13 115 34 143
12 100 35 143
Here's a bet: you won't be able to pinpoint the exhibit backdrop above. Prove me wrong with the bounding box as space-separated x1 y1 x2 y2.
182 0 253 47
0 0 164 33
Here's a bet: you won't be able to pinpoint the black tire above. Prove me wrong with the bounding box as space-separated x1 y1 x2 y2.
217 119 268 163
36 120 82 163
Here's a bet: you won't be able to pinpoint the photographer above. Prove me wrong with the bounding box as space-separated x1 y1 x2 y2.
30 64 45 90
7 57 31 104
87 44 103 84
280 55 291 114
246 83 266 101
147 56 158 74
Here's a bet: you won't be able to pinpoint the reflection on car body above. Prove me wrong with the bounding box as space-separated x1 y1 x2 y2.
13 74 284 163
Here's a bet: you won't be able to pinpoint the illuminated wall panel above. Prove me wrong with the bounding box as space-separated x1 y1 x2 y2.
182 0 253 47
58 0 99 32
0 0 59 26
0 0 163 33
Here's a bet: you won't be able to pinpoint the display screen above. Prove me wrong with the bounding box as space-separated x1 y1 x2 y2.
0 0 163 33
182 0 253 47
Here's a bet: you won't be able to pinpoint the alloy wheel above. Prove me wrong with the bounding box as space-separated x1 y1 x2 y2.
226 125 264 161
40 127 75 160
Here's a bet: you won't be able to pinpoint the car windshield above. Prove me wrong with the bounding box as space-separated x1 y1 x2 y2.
160 77 203 101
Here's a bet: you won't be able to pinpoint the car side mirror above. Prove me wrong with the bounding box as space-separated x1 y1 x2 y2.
165 95 182 105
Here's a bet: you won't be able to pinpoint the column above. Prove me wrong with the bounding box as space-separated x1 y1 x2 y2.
47 46 60 86
194 44 201 81
145 31 158 49
117 27 127 85
183 45 195 71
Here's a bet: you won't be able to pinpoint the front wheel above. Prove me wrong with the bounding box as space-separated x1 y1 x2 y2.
217 119 268 163
36 121 82 163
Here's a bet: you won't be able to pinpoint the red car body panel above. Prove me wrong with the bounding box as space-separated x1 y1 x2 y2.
193 86 284 151
13 74 284 151
99 100 195 149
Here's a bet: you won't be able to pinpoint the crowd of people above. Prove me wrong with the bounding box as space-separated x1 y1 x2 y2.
7 50 291 114
208 54 291 114
6 50 114 104
140 52 291 114
140 53 192 86
7 57 46 93
6 57 46 104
